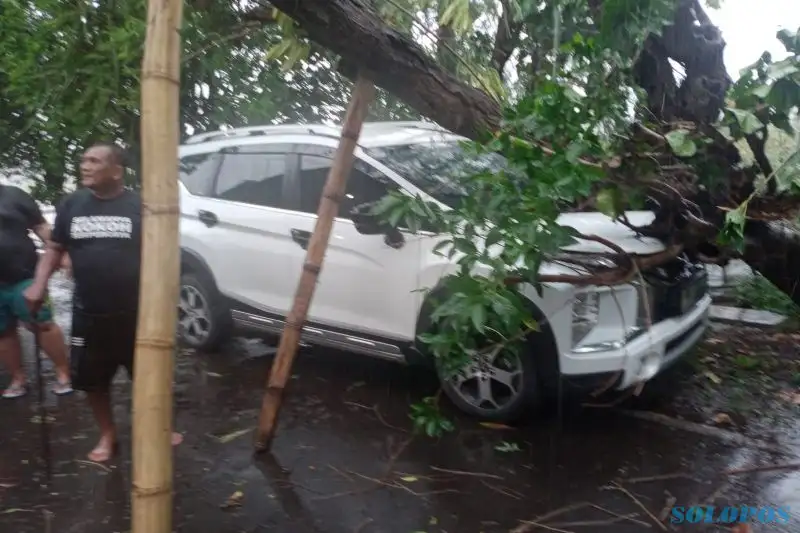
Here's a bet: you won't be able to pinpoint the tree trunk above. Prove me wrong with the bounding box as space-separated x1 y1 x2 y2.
131 0 184 531
254 0 800 306
251 0 499 139
254 76 375 452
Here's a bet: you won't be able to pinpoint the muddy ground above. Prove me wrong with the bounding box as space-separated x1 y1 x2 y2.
1 279 800 533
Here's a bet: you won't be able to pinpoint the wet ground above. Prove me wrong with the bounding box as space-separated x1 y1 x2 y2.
2 276 800 532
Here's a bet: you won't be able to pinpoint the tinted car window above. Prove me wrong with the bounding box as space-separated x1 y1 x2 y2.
297 155 395 218
214 148 288 208
179 152 219 196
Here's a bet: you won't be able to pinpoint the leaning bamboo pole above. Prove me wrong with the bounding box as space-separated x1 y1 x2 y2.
132 0 184 532
255 75 376 451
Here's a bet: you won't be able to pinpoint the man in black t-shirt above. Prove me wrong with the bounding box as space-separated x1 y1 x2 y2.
0 184 72 398
25 142 182 462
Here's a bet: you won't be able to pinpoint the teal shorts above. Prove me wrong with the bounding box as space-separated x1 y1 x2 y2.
0 279 54 333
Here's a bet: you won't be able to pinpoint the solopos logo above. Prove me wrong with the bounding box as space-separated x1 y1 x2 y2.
671 506 791 524
70 215 133 240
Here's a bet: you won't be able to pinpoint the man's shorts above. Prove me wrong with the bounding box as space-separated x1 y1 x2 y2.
70 306 138 392
0 279 54 333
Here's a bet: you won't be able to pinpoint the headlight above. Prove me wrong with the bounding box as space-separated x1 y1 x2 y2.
571 291 600 347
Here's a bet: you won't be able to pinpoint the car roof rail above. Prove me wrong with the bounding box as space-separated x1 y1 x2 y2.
183 120 447 145
183 124 340 145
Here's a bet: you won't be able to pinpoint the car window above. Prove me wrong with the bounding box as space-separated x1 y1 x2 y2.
179 152 219 196
297 155 396 218
214 148 288 208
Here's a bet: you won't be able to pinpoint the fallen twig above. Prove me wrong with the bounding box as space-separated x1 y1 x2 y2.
511 503 591 533
430 465 504 480
615 410 785 453
658 492 677 523
724 463 800 476
515 521 575 533
548 514 645 528
354 517 373 533
480 479 524 500
74 459 112 473
603 482 667 531
588 503 651 528
620 472 700 484
343 401 409 433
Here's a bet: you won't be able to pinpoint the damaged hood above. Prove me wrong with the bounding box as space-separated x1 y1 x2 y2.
556 211 665 255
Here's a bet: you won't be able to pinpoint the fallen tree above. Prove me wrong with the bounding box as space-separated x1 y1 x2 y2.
253 0 799 305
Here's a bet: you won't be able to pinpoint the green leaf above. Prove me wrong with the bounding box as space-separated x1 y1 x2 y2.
752 83 772 99
595 188 623 218
774 150 800 194
767 57 800 80
664 129 697 158
718 203 748 253
470 304 487 332
265 38 295 62
726 108 764 135
439 0 471 34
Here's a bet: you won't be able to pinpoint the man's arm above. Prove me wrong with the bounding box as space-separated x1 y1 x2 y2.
26 198 70 305
32 220 51 244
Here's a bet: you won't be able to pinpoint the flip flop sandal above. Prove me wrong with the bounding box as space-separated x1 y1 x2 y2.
2 384 28 399
52 382 74 396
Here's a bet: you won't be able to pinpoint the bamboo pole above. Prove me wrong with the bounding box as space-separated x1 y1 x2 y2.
132 0 184 532
255 75 376 452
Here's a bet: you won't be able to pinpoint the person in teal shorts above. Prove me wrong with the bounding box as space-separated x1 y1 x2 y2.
0 184 72 398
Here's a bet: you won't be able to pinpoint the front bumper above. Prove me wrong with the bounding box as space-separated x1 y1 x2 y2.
559 293 712 389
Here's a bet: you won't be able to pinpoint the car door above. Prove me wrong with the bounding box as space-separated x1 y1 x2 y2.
280 143 423 341
180 141 303 313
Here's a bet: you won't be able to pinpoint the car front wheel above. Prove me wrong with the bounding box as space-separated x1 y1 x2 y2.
437 341 541 423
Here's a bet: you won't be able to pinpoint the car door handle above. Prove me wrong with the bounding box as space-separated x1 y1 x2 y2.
290 228 311 250
198 210 218 227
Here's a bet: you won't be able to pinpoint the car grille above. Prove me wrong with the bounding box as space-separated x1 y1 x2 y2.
642 257 708 322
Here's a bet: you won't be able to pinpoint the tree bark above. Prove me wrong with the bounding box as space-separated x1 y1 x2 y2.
132 0 184 531
255 0 500 139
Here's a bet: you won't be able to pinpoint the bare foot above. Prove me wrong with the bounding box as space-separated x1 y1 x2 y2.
172 432 183 446
88 435 117 462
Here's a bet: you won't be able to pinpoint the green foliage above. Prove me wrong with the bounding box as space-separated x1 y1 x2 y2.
665 129 698 158
718 28 800 251
0 1 418 201
735 274 800 318
409 395 455 437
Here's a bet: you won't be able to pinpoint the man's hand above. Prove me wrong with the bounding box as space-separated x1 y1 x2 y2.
23 282 47 316
59 253 72 278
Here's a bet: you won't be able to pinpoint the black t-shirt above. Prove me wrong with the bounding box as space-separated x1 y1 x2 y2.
52 188 142 314
0 185 45 286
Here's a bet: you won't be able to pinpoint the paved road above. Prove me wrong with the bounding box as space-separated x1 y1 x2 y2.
1 277 798 533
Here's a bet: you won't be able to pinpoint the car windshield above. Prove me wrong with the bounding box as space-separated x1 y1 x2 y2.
364 141 507 208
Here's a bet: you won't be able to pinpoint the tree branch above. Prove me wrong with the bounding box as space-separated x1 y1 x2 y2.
491 0 523 78
263 0 501 139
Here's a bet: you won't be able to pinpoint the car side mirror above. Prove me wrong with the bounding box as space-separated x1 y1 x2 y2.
350 202 405 249
350 203 390 235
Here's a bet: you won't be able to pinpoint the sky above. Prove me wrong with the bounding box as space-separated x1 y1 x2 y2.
708 0 800 78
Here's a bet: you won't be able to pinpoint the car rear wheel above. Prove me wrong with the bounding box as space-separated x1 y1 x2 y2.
178 272 231 351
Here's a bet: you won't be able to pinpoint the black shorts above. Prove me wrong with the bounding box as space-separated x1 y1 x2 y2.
69 307 138 392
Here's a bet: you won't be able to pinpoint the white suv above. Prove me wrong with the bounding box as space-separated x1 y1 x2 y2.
177 121 712 421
